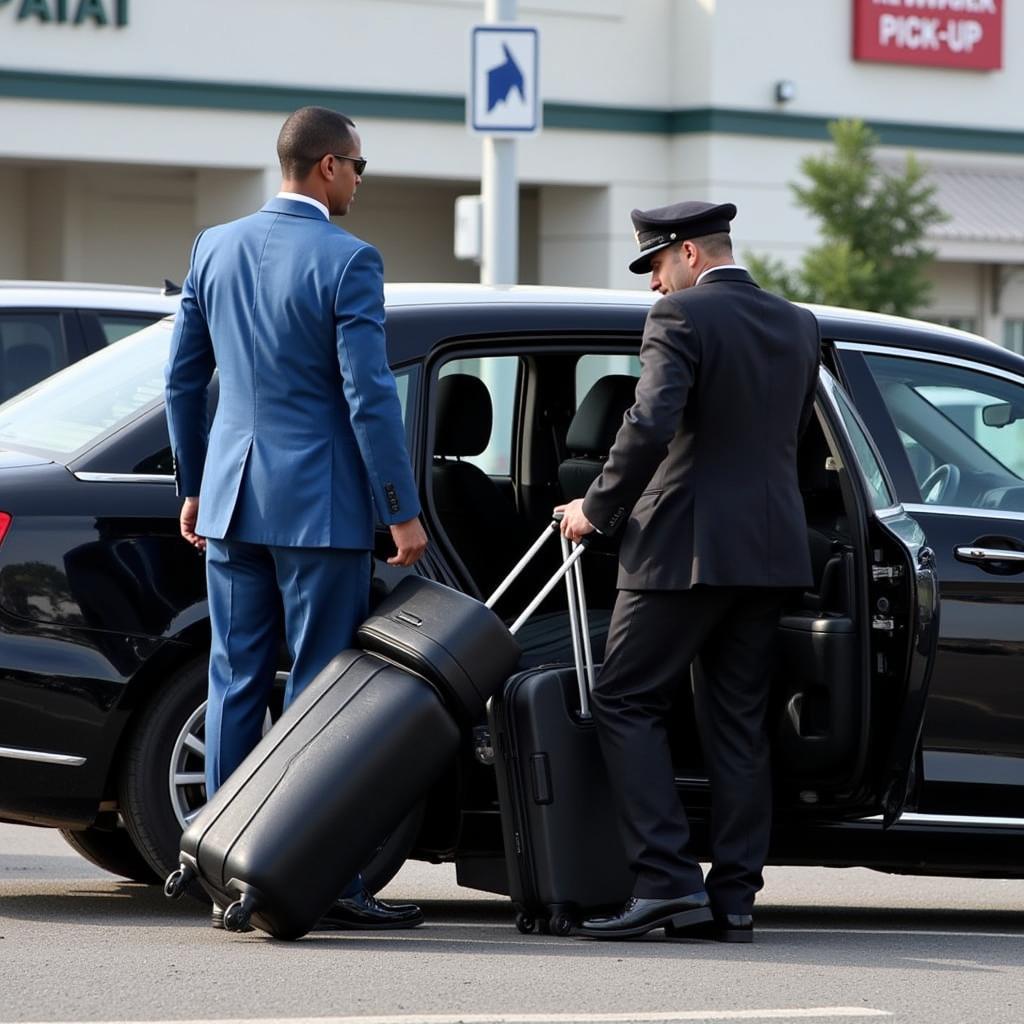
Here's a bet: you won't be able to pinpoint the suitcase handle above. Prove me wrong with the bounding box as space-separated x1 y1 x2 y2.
485 519 596 719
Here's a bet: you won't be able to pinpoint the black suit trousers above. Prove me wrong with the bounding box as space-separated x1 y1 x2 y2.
591 585 786 912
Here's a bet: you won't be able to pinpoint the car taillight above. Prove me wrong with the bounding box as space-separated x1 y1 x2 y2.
0 512 10 546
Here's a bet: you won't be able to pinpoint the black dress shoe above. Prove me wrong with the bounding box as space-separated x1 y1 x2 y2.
315 889 424 930
576 892 712 940
666 912 753 943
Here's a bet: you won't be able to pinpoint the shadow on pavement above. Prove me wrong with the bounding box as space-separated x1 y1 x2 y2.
2 883 1022 973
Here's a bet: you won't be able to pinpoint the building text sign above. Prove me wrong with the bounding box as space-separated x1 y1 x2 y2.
0 0 128 26
853 0 1002 70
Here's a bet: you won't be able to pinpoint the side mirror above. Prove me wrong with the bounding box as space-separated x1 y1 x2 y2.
982 402 1014 428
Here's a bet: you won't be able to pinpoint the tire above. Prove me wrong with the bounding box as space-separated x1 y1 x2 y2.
117 658 210 885
117 656 423 896
59 822 161 884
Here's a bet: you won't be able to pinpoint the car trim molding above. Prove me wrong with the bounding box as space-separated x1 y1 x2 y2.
866 812 1024 829
903 502 1024 524
0 745 86 767
73 472 175 485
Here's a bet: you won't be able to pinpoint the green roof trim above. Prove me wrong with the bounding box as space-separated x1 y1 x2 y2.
2 68 1023 154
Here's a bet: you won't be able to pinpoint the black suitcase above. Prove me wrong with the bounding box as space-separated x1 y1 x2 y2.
164 649 460 939
357 521 583 719
488 535 634 936
164 524 589 938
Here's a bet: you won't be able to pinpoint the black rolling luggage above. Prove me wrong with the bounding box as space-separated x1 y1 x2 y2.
488 534 634 936
165 521 592 939
164 649 460 939
357 520 577 720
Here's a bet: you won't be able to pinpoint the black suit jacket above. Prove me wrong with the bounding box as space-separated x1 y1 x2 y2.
582 268 820 591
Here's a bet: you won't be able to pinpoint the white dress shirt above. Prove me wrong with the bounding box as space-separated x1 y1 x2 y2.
695 263 746 286
276 191 329 220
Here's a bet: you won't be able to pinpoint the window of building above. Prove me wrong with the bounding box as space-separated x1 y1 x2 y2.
1004 319 1024 356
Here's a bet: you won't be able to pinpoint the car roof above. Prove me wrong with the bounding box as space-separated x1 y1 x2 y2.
382 283 1024 374
0 280 180 313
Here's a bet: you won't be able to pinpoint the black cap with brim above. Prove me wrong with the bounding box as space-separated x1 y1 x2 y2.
628 201 737 274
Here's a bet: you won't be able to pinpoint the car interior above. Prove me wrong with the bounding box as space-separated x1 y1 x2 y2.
426 344 871 799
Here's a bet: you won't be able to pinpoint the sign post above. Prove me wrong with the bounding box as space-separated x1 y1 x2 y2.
469 1 540 286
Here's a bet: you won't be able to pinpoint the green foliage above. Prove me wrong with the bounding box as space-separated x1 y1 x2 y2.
744 120 948 316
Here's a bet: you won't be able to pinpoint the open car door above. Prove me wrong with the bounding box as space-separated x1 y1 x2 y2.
819 370 940 826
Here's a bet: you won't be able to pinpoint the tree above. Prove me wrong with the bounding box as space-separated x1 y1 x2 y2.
745 119 948 316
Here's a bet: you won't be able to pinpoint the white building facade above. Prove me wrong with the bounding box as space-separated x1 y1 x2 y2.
0 0 1022 349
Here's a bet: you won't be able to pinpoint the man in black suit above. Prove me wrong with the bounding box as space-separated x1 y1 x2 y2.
557 201 820 942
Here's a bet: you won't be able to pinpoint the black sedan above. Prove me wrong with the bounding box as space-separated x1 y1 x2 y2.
1 285 1022 892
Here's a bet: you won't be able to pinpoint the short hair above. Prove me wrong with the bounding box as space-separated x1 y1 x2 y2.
277 106 357 180
690 231 733 258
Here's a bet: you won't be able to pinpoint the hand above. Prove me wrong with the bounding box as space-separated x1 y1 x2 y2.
554 499 595 543
389 516 428 567
180 497 206 552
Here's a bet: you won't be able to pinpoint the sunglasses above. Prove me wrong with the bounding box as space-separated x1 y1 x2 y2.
329 153 367 176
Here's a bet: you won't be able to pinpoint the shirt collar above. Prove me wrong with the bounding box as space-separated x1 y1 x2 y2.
276 191 330 220
695 263 746 286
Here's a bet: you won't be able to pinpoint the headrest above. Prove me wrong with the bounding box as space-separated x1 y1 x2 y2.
566 375 638 456
434 373 493 457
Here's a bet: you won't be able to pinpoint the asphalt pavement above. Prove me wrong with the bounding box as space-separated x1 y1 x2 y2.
1 823 1021 1024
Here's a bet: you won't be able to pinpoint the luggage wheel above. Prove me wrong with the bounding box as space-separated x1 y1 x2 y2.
163 865 195 900
515 912 536 934
548 911 574 937
224 893 257 932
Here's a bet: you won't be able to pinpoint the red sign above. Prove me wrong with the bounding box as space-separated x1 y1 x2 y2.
853 0 1003 70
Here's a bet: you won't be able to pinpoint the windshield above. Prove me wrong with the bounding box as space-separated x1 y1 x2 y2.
0 318 173 459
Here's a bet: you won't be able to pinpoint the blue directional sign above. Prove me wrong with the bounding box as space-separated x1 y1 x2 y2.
469 25 540 135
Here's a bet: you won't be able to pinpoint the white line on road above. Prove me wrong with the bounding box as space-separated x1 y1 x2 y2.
4 1012 893 1024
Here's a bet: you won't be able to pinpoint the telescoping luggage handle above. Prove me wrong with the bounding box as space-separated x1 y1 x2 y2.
484 519 597 719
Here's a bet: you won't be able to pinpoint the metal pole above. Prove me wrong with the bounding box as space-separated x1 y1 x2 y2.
482 0 518 286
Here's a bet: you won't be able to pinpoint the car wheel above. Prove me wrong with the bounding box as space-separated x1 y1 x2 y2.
59 821 161 884
117 658 210 883
117 657 424 895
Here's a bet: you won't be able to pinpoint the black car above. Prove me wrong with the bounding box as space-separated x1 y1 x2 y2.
1 285 1022 892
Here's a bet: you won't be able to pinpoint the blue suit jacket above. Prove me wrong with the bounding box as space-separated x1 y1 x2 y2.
164 197 420 549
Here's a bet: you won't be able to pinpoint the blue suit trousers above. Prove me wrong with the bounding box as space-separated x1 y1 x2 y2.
204 539 370 898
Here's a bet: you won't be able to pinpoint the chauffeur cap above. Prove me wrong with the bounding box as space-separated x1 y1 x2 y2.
628 200 737 274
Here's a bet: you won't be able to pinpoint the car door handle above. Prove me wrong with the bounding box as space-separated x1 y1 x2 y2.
954 546 1024 565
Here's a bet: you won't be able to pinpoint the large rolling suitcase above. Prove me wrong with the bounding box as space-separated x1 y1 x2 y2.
164 522 589 939
488 534 634 936
164 649 460 939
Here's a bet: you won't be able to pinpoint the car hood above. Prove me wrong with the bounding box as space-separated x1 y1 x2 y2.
0 448 54 470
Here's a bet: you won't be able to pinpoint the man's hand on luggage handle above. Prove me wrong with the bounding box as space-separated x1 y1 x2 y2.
554 499 595 543
180 497 207 553
389 516 428 566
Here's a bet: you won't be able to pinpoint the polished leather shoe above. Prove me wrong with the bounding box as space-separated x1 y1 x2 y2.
576 892 712 940
666 911 754 943
315 889 424 930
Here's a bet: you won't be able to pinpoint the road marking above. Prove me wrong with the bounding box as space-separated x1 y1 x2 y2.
6 1012 893 1024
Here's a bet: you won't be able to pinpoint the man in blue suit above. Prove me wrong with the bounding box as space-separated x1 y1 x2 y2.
165 106 427 930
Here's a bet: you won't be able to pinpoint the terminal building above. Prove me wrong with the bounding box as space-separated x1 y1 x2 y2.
0 0 1022 350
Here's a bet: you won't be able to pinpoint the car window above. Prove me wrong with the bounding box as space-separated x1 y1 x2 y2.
575 353 640 405
438 356 518 476
0 318 171 458
829 383 895 511
863 353 1024 509
0 313 68 402
95 313 164 346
